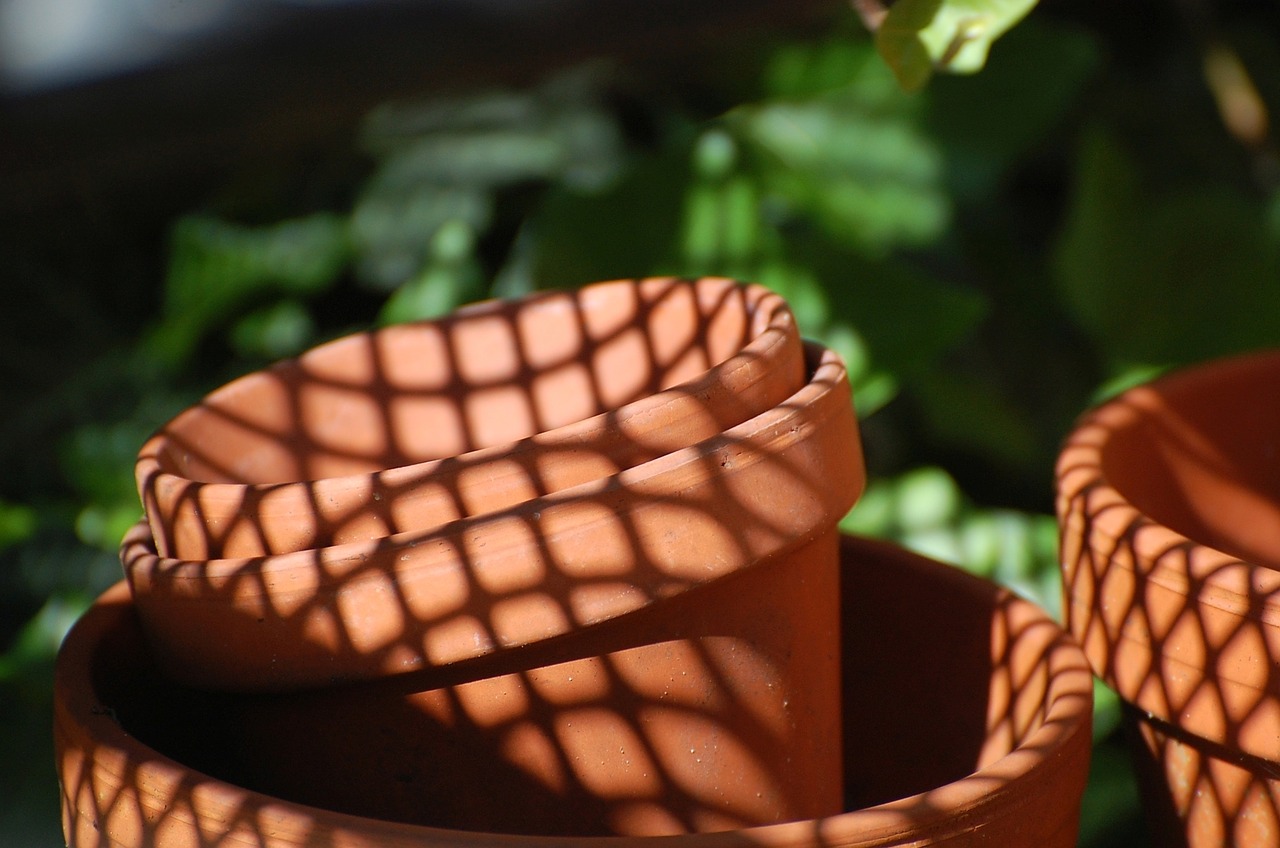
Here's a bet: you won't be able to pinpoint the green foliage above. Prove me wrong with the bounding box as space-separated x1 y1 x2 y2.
379 220 488 324
877 0 1041 90
1076 730 1145 847
14 4 1280 843
1054 129 1280 375
0 503 36 554
153 213 350 367
530 41 983 419
840 466 1061 616
0 594 89 685
926 19 1101 198
353 70 624 292
229 300 317 360
730 95 950 251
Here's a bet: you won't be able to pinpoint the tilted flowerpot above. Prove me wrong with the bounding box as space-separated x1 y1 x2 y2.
1057 349 1280 847
57 534 1094 847
137 277 805 560
118 342 861 832
123 342 857 690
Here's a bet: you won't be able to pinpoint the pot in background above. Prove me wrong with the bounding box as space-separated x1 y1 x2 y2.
137 277 804 560
57 535 1094 847
1057 349 1280 847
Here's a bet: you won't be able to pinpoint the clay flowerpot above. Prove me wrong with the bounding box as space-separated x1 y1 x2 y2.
123 342 858 690
137 277 804 560
57 534 1094 847
1057 349 1280 847
118 342 861 832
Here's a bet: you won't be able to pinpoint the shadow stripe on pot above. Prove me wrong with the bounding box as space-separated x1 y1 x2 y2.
137 277 805 560
1056 348 1280 846
57 535 1094 846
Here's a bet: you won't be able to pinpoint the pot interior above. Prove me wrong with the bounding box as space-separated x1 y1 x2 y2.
1098 352 1280 567
154 279 783 484
63 536 1069 839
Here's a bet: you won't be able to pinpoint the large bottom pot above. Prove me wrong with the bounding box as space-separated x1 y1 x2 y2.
56 535 1092 847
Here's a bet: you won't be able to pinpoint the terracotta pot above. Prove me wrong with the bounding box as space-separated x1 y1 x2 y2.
1057 349 1280 847
137 277 804 560
123 341 858 690
116 342 861 831
58 534 1094 847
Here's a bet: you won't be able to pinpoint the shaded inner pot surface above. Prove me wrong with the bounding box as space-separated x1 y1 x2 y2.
56 535 1094 848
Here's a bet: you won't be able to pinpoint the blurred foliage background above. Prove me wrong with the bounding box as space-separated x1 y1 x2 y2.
4 0 1280 844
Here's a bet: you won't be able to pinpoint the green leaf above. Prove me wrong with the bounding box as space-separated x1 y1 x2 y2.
58 420 152 505
823 322 899 416
155 213 349 366
350 184 492 290
876 0 943 91
379 220 488 325
752 261 830 331
840 467 1060 615
895 466 964 530
530 148 692 286
840 477 896 535
360 66 624 192
229 300 316 360
910 368 1040 468
926 20 1100 199
763 32 894 99
1053 130 1280 369
74 502 141 553
734 95 949 253
1075 737 1145 848
166 214 349 316
877 0 1041 91
814 248 986 380
0 594 91 682
0 502 36 552
1051 130 1145 347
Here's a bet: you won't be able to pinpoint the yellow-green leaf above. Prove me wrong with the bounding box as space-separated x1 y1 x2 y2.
877 0 1040 90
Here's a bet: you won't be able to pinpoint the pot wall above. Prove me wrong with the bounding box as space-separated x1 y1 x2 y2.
1125 707 1280 848
106 532 842 837
57 535 1095 847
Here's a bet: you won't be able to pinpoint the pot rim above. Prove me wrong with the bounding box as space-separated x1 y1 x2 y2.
127 343 853 580
1057 349 1280 612
136 277 801 558
122 342 863 690
59 536 1095 848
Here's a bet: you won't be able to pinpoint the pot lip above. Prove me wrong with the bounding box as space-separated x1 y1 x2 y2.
124 342 857 584
1056 348 1280 613
136 277 796 497
59 535 1094 848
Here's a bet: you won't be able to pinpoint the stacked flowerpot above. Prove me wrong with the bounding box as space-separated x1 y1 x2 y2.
55 277 1095 848
1058 350 1280 847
